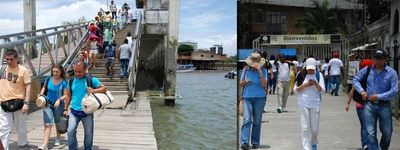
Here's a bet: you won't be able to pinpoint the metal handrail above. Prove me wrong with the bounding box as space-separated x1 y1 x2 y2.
128 12 143 100
0 22 89 40
0 24 88 81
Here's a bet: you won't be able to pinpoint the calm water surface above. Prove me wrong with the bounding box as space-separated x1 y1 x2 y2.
150 72 237 149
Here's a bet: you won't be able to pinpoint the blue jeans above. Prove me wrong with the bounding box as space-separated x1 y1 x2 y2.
269 72 277 92
356 107 368 148
240 97 266 145
364 102 392 150
120 59 129 78
330 75 340 94
120 15 126 29
43 101 65 125
68 113 94 150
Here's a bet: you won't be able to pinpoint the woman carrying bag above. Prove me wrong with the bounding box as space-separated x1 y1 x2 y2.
36 64 69 150
239 53 268 150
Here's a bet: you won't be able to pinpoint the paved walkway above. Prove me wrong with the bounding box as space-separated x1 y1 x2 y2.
239 87 400 150
8 92 157 150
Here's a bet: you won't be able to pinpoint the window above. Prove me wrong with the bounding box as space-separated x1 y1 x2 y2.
265 11 286 35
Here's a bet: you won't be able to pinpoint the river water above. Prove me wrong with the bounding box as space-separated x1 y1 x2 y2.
150 72 237 149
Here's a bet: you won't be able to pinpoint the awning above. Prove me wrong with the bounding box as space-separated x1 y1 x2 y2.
351 42 378 51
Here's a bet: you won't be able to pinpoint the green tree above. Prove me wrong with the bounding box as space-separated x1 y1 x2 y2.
226 55 237 63
178 44 194 53
238 1 252 48
367 0 390 24
295 0 346 34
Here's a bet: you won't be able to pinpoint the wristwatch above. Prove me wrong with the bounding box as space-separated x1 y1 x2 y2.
24 101 29 105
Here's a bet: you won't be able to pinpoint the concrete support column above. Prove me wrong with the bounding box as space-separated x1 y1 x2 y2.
163 0 180 106
23 0 36 60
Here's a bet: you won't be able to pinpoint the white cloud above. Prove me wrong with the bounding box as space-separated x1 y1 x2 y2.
0 0 237 57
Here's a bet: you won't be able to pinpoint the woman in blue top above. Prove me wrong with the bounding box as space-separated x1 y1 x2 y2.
37 64 68 150
239 53 268 150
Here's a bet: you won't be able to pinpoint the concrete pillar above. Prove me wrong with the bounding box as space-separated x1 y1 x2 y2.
163 0 180 106
23 0 36 59
30 79 41 103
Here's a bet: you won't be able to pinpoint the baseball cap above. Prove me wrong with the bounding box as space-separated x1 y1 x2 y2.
333 52 339 57
305 58 317 70
360 59 374 68
374 49 387 58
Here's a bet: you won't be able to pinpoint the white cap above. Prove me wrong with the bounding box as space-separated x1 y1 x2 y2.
305 58 317 70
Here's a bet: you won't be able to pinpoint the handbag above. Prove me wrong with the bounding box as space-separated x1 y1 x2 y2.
353 66 371 104
82 90 114 114
69 74 114 114
1 99 24 112
238 66 249 116
58 116 68 134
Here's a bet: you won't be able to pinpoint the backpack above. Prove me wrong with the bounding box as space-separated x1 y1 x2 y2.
106 46 115 57
68 74 94 96
352 66 371 105
43 77 51 96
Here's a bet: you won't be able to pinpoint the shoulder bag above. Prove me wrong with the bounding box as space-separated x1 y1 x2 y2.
238 66 248 116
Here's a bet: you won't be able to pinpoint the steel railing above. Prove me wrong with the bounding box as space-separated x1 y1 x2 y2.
0 22 89 81
128 12 143 109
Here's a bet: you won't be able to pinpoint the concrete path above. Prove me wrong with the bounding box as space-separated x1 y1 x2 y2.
239 87 400 150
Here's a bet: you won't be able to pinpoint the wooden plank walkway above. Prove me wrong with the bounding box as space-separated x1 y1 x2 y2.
8 92 157 150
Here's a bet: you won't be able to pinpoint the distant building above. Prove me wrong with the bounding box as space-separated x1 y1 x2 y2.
178 41 198 50
209 44 223 55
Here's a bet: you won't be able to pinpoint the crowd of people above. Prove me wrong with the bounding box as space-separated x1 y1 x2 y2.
239 49 398 150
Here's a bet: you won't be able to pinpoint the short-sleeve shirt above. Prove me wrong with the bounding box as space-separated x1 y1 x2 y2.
277 61 291 81
67 76 101 111
119 44 131 59
321 63 329 76
329 58 343 75
46 77 68 102
0 65 31 101
104 29 114 42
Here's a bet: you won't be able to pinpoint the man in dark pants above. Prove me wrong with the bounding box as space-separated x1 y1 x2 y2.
259 50 273 113
353 49 398 150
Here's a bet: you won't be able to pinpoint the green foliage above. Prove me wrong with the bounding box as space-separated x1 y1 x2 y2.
294 0 346 34
226 55 237 63
178 44 194 53
238 1 252 49
367 1 390 24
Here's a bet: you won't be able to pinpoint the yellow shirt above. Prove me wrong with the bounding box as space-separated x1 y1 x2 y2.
0 65 31 101
105 14 112 22
97 15 103 22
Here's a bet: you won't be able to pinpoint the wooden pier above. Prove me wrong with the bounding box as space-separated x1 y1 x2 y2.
8 92 157 150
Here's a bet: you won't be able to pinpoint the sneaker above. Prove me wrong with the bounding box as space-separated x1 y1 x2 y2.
363 146 368 150
120 75 123 80
240 142 249 150
269 90 272 94
55 138 61 146
331 90 334 95
277 107 282 113
37 144 48 150
312 145 317 150
19 143 28 150
335 94 339 96
252 144 259 149
282 108 288 112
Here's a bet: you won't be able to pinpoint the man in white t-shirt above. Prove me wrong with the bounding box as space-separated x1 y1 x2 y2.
314 55 322 72
328 52 344 96
274 54 294 113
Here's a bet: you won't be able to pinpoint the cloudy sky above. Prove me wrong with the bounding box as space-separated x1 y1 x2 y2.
0 0 237 56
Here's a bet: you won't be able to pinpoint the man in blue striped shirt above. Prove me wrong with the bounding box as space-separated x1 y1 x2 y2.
353 49 398 150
